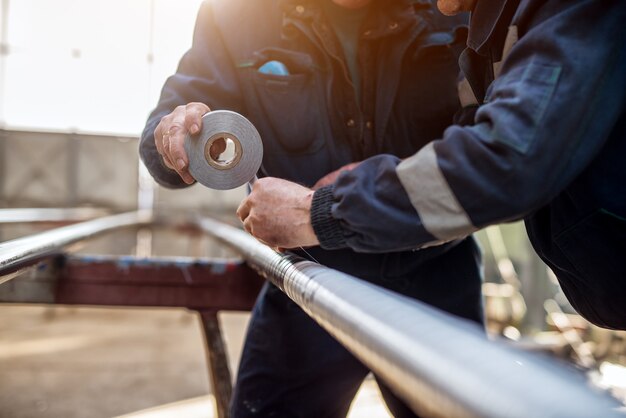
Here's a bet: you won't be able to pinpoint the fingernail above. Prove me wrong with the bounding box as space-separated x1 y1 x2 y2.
176 159 186 170
190 124 199 134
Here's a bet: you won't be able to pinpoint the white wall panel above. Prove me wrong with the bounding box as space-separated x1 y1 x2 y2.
1 0 203 136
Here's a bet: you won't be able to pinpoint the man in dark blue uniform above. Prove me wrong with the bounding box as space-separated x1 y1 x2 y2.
140 0 483 416
241 0 626 330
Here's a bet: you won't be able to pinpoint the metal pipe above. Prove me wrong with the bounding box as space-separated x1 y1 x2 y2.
0 207 110 224
0 210 152 284
196 217 624 418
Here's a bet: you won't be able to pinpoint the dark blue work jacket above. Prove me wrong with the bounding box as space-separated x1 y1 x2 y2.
461 0 626 329
141 0 466 186
140 0 483 320
310 0 626 329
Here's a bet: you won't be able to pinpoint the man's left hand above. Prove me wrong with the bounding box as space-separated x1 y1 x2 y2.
237 177 320 249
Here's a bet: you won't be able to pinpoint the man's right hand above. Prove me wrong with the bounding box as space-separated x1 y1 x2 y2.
154 102 213 184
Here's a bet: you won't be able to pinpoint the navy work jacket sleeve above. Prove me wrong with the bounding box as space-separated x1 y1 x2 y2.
139 2 244 189
311 0 626 252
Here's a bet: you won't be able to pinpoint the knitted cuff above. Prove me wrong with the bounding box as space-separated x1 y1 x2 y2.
310 185 347 250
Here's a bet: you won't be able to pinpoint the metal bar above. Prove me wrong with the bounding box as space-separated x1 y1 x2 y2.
50 254 262 310
199 310 232 418
0 210 151 284
0 207 110 224
196 217 623 418
0 255 62 303
0 253 263 308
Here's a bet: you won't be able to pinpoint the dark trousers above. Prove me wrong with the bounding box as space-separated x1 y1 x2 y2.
230 238 484 418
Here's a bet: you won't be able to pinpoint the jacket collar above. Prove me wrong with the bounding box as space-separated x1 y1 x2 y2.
468 0 519 55
280 0 423 40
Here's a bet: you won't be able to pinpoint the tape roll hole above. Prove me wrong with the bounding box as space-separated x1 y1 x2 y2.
204 134 243 170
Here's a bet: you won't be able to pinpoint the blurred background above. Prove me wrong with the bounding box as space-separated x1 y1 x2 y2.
0 1 625 417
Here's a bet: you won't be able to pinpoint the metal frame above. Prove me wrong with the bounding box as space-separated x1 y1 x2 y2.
196 217 624 418
0 207 110 224
1 212 624 417
0 210 263 418
0 210 152 284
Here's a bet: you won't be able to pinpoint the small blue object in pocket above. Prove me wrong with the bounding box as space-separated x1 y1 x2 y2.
257 60 290 76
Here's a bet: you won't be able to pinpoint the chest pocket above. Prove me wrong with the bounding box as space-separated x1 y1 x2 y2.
248 47 326 154
394 31 463 152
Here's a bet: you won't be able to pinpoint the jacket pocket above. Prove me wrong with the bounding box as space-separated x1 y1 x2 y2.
554 209 626 329
250 48 324 154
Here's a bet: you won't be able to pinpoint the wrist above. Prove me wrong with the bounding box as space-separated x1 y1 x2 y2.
310 185 347 250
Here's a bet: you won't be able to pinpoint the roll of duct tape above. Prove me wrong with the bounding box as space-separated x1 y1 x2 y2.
184 110 263 190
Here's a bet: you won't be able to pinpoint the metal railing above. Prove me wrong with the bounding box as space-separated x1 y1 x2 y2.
196 217 624 418
0 210 624 417
0 207 111 224
0 210 152 284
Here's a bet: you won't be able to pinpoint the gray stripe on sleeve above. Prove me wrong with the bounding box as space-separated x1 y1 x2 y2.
396 142 477 241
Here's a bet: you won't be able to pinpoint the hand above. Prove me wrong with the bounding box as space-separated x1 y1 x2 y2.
154 102 224 184
313 161 361 190
237 177 320 249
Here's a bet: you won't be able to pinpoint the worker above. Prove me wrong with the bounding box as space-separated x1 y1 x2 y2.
239 0 626 330
140 0 484 416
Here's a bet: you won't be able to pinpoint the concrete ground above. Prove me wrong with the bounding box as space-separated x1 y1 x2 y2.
0 305 391 418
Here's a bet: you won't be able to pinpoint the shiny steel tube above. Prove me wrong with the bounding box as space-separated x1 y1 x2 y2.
0 208 110 224
196 217 623 418
0 210 152 284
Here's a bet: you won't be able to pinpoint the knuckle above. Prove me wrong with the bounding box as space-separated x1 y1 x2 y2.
168 122 183 134
188 102 209 112
160 115 173 130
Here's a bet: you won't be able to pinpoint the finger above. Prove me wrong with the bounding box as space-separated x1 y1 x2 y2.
157 114 177 162
236 198 252 222
166 117 195 184
209 137 227 160
184 102 210 135
156 122 179 171
259 235 280 248
165 122 185 169
243 216 254 235
155 114 175 158
154 122 165 155
162 154 176 170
